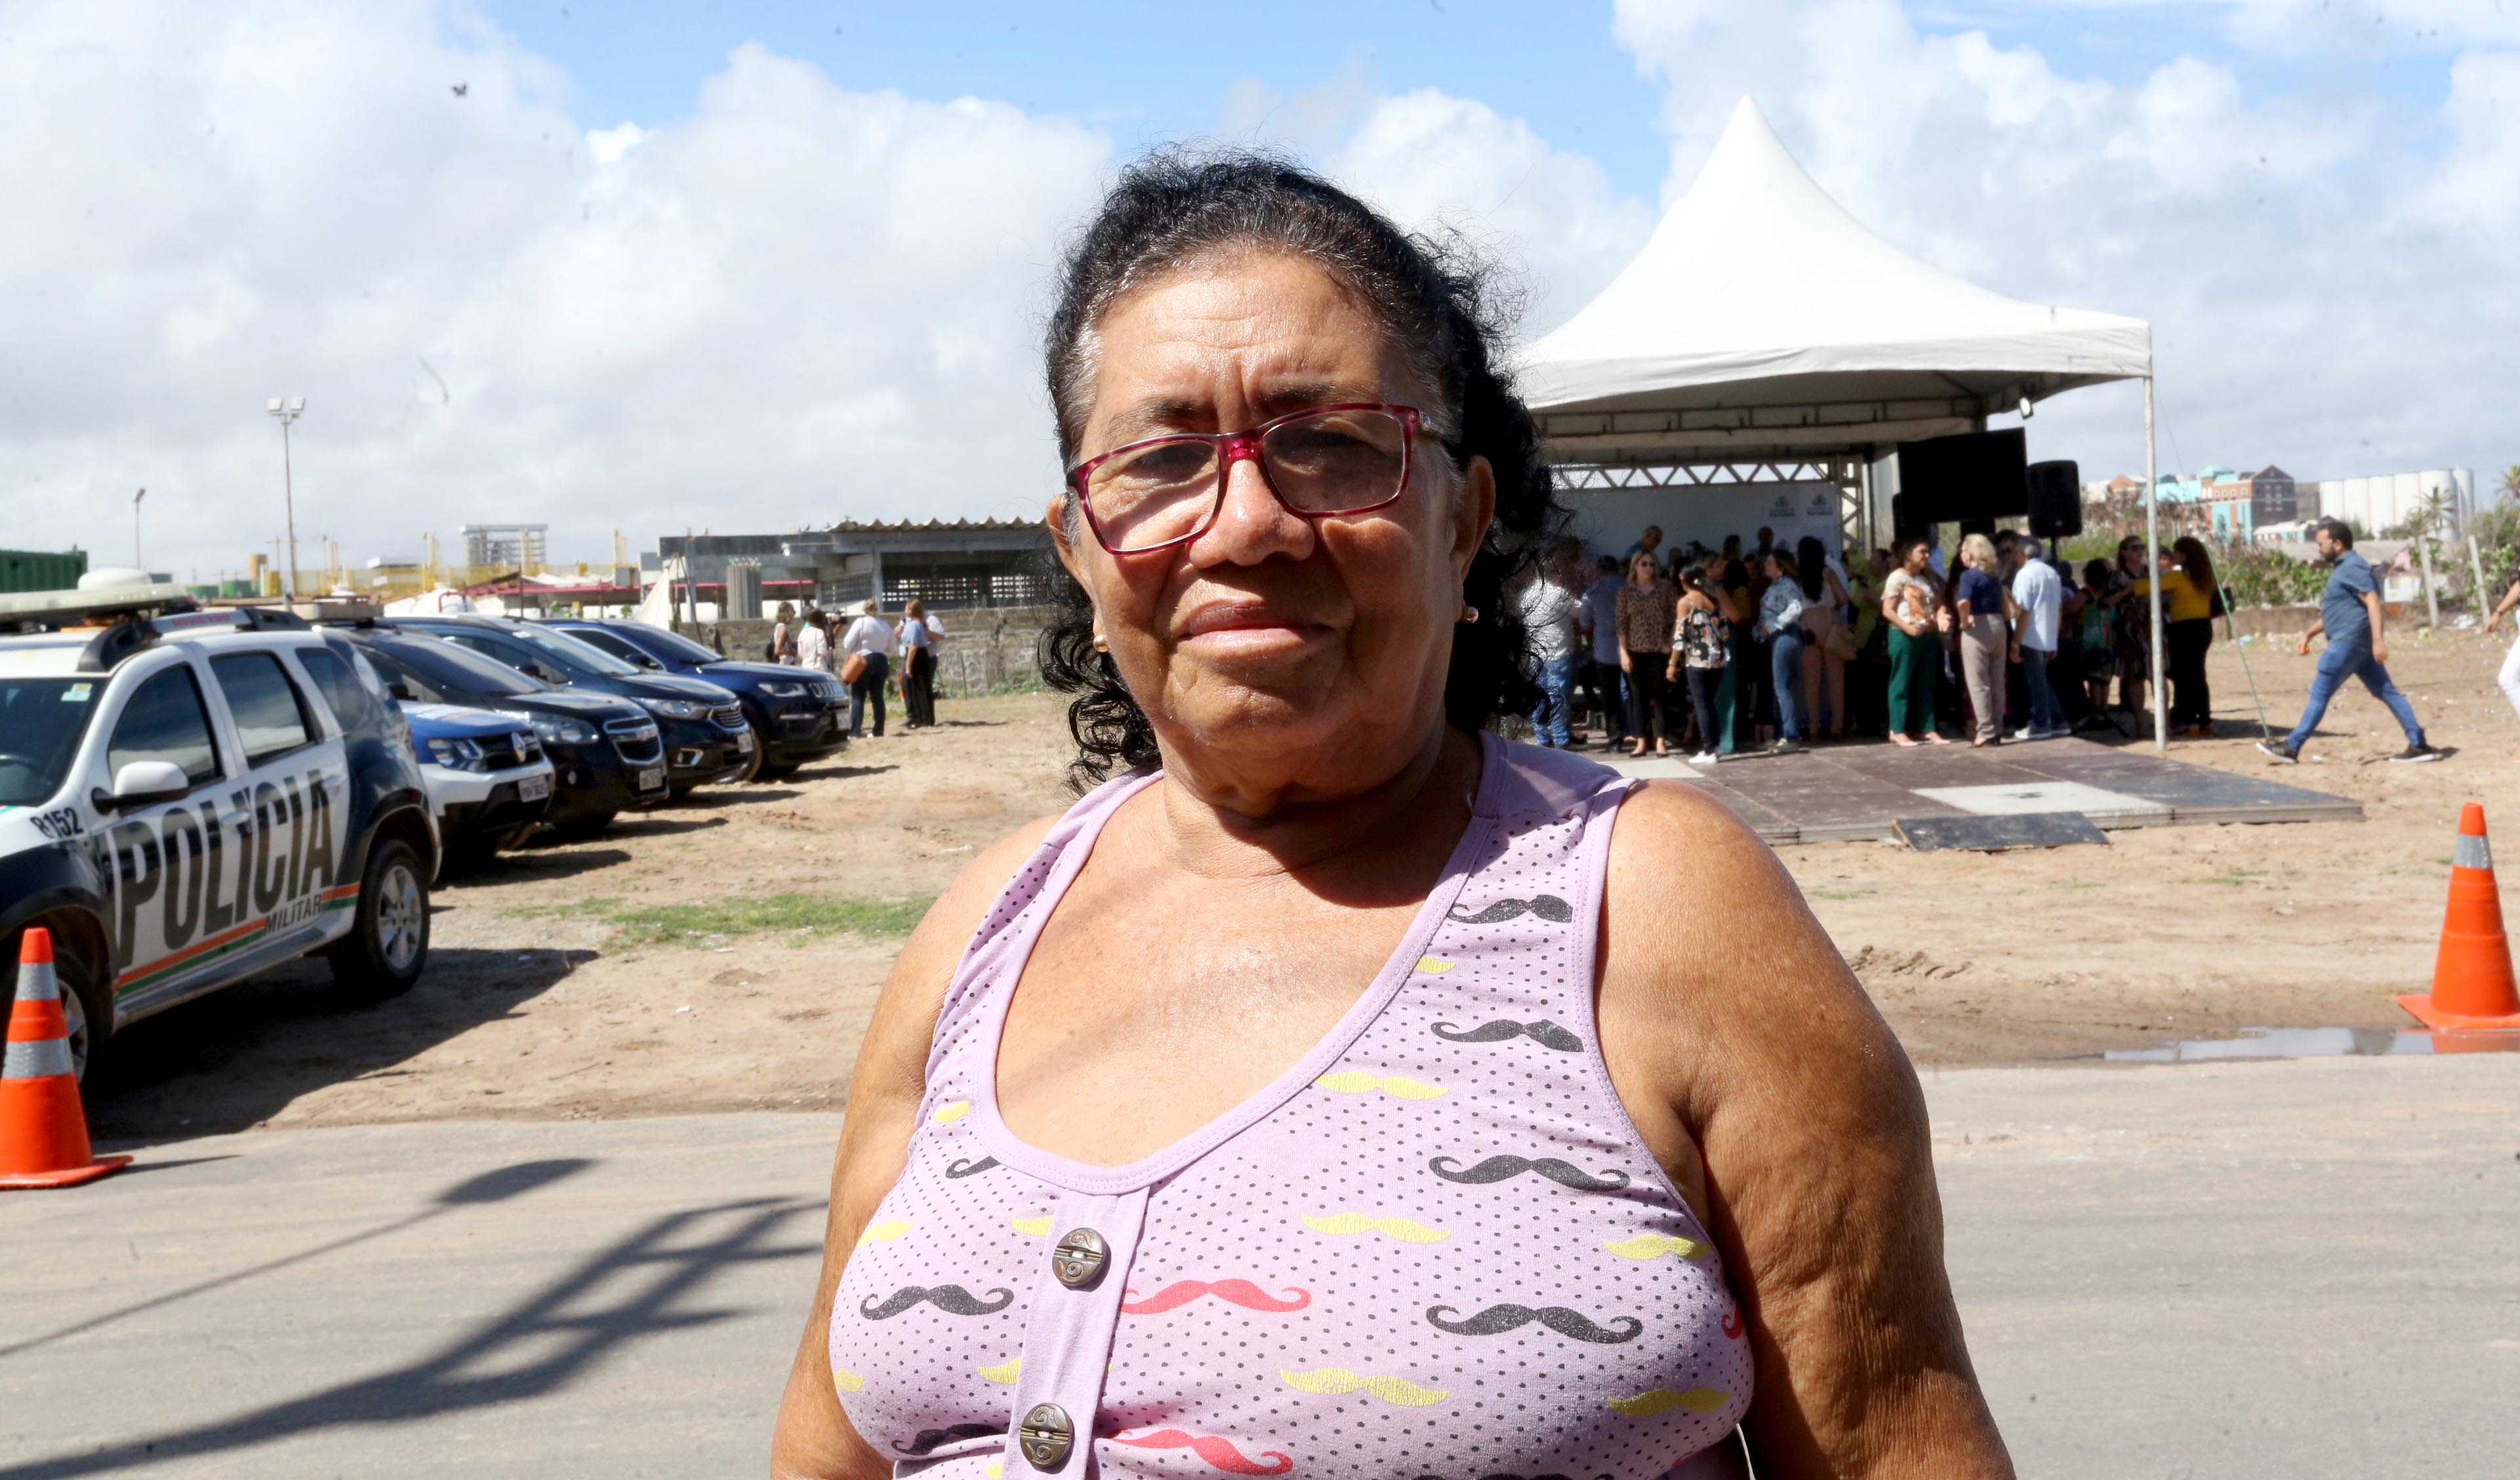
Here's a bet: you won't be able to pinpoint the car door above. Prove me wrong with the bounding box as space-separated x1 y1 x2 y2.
87 655 236 1013
188 648 354 980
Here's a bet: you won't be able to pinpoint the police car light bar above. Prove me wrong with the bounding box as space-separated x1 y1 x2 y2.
0 581 194 625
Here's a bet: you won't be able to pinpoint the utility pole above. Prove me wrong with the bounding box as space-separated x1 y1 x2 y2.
266 397 306 604
133 488 146 570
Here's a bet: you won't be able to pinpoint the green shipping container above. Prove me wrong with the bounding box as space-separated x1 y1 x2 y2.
0 548 88 593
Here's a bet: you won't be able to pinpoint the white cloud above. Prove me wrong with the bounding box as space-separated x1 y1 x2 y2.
1325 90 1656 338
3 0 2510 586
0 3 1111 581
1608 0 2516 487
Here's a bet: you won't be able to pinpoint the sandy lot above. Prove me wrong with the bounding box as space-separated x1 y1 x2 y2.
83 629 2520 1140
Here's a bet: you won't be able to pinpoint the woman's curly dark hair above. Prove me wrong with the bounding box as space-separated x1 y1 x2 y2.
1038 147 1565 790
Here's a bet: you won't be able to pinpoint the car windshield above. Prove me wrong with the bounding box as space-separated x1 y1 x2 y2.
0 676 104 806
369 636 545 698
619 625 722 665
503 622 640 676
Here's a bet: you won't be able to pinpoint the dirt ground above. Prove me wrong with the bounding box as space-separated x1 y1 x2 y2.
83 628 2520 1141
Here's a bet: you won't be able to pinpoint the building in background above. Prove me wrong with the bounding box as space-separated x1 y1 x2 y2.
648 520 1057 619
2086 464 2463 545
459 522 550 571
2303 468 2473 538
1 548 88 593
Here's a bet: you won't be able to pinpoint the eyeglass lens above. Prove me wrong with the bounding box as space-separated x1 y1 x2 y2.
1083 407 1409 551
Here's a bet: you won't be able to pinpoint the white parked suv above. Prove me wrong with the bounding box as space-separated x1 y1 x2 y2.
0 578 440 1080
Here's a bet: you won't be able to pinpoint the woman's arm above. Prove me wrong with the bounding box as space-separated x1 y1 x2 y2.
770 817 1060 1479
1600 786 2012 1479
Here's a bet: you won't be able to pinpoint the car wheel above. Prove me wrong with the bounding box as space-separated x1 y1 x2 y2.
328 839 430 1002
735 723 768 783
549 811 616 842
756 762 798 783
443 836 501 876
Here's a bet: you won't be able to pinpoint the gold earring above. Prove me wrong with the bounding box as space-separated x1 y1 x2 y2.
1459 604 1480 625
1091 630 1110 653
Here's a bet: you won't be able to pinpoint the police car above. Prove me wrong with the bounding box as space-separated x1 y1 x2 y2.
400 701 555 869
0 575 440 1081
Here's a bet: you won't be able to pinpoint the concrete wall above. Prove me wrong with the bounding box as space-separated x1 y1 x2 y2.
676 604 1061 695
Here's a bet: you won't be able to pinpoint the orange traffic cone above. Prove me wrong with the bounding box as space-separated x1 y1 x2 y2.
2399 804 2520 1032
0 928 131 1189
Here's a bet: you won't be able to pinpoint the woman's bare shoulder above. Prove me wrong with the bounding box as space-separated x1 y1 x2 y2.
1599 780 1908 1120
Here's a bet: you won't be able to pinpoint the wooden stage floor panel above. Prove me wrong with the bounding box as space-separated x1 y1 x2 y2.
1599 737 2361 846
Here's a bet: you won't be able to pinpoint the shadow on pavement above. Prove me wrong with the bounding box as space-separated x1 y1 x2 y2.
0 1161 592 1363
430 846 633 888
86 947 595 1143
0 1169 818 1480
788 764 894 782
665 787 803 811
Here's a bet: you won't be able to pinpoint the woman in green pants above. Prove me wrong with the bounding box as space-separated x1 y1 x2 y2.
1880 535 1950 746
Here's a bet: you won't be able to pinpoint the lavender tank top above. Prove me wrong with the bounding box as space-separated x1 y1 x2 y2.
831 735 1753 1478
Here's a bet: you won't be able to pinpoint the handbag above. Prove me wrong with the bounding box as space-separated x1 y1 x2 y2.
1823 622 1859 661
840 651 868 685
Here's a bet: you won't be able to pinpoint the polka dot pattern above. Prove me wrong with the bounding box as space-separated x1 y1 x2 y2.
831 741 1752 1477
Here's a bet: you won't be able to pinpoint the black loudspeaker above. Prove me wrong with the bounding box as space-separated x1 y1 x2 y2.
1893 428 2028 523
2027 460 2082 540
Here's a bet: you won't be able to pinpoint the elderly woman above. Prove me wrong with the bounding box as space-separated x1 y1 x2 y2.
772 154 2009 1480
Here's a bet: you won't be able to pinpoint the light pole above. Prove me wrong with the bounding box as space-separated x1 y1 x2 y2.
266 396 306 603
133 488 146 571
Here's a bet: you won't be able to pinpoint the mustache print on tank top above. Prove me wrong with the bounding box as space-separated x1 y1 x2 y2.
1446 895 1574 925
891 1422 999 1455
857 1284 1015 1319
1122 1279 1312 1315
1428 1154 1630 1191
1430 1018 1586 1052
1425 1303 1645 1344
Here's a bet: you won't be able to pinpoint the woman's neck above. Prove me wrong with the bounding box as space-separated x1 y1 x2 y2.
1147 723 1479 887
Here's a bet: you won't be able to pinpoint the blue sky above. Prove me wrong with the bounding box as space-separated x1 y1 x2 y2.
482 0 2469 196
483 1 1675 193
4 1 2508 574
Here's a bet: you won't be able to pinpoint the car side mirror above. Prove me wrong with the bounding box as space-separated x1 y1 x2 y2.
94 760 190 813
532 662 567 684
634 653 663 670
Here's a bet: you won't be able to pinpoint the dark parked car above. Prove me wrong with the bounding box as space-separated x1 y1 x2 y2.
384 615 751 797
337 628 669 838
547 618 847 781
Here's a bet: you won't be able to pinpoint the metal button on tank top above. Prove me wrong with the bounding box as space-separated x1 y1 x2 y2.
1018 1403 1074 1470
1049 1227 1106 1288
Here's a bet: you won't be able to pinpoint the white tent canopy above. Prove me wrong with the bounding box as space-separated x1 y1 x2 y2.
1520 97 2151 465
1522 97 2176 750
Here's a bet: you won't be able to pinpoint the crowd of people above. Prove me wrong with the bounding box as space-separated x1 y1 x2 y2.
766 598 945 738
1515 520 2255 758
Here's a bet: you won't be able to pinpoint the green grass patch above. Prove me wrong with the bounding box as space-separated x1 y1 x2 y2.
507 892 933 947
2198 869 2269 887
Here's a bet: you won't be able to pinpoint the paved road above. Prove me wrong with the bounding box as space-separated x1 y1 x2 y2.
3 1056 2514 1477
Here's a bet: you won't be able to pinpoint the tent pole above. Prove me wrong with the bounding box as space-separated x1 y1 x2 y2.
2144 376 2167 753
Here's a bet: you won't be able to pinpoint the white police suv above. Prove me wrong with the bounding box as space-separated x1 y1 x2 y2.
0 575 440 1080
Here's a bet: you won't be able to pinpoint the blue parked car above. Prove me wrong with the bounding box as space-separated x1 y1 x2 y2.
398 701 556 869
547 618 848 781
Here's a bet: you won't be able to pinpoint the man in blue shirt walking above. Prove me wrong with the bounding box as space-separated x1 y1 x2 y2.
2259 518 2441 764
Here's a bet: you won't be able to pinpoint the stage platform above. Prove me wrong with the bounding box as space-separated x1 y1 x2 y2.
1599 735 2363 847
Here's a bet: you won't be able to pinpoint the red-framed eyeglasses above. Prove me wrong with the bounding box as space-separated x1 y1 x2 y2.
1064 402 1446 554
